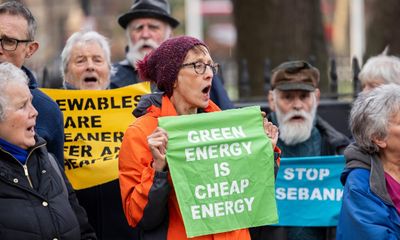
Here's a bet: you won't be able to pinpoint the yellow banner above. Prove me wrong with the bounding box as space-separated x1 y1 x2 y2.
42 82 151 189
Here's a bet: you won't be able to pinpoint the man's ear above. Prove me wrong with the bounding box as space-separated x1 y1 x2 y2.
268 90 276 112
314 88 321 104
166 25 173 38
25 41 39 59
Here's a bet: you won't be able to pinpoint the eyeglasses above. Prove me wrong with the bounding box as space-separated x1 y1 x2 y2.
181 61 219 75
0 37 32 51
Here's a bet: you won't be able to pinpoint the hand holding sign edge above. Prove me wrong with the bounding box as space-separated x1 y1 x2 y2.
262 111 279 149
147 127 168 172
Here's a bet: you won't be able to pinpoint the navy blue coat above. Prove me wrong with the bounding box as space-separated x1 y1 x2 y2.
24 66 65 167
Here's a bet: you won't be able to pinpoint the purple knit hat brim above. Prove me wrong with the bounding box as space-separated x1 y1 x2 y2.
138 36 207 96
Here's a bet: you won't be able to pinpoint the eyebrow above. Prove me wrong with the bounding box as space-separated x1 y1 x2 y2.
74 54 104 58
131 22 161 29
188 57 214 64
0 34 13 39
14 96 29 106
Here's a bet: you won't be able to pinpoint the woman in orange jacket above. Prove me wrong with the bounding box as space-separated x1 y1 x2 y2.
118 36 280 240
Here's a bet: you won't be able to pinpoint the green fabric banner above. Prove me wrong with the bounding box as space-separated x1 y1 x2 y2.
158 106 278 237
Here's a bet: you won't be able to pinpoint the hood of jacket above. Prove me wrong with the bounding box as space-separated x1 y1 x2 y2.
343 143 371 170
133 92 164 118
342 142 393 205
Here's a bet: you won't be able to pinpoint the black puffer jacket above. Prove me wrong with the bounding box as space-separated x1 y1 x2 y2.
0 136 96 240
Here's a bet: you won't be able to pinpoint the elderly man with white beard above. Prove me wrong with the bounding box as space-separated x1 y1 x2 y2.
110 0 234 110
250 60 350 240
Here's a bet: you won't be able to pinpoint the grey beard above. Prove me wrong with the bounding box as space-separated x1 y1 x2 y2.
126 39 159 67
278 119 313 145
275 105 317 146
126 50 146 67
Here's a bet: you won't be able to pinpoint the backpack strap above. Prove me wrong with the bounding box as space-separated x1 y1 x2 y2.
48 153 68 197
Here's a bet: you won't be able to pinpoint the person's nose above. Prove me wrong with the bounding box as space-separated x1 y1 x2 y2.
292 97 303 110
29 102 38 118
140 26 152 39
86 59 95 71
203 65 214 81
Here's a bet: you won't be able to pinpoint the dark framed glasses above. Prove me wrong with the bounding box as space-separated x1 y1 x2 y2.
0 37 32 51
181 61 219 75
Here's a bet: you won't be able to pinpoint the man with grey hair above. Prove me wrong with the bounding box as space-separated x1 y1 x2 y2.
0 1 64 166
61 30 111 90
251 60 350 240
110 0 234 110
359 52 400 92
60 30 138 239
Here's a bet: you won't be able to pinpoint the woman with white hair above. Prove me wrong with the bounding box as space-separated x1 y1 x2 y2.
0 62 96 239
359 53 400 92
337 84 400 239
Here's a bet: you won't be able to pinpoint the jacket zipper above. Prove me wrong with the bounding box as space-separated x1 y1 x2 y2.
22 164 33 188
1 143 63 237
0 143 44 188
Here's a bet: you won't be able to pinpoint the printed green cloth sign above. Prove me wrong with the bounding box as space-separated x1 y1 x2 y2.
158 106 278 237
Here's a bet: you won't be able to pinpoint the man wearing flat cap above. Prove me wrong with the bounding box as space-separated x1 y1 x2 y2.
250 60 350 240
110 0 234 110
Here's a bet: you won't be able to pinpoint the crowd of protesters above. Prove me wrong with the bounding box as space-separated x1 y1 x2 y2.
0 0 399 240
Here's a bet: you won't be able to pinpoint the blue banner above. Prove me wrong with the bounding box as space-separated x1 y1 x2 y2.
275 155 345 226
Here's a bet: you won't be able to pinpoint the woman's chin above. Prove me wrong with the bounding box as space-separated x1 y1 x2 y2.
195 99 209 109
23 139 36 149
